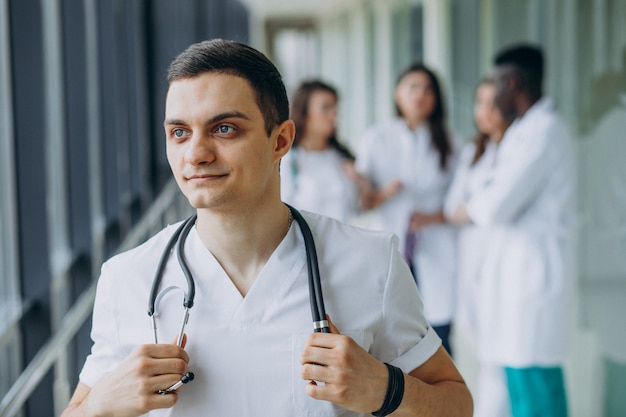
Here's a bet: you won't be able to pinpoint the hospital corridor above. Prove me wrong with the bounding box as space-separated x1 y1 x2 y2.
1 0 625 416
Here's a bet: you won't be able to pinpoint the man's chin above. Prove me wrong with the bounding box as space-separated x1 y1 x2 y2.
186 195 230 211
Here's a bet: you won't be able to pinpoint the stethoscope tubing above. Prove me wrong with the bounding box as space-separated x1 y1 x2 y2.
148 205 330 344
176 215 196 310
286 205 330 333
148 216 195 318
148 215 196 345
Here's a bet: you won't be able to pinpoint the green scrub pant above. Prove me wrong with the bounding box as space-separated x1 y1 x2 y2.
504 366 568 417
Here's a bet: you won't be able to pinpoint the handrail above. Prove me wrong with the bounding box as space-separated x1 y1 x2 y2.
0 180 191 417
0 282 97 417
0 299 33 353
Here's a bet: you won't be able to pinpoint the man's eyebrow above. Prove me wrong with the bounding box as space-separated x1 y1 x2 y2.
164 111 251 127
163 118 186 126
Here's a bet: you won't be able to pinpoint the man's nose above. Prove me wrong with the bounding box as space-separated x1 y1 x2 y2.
185 134 215 166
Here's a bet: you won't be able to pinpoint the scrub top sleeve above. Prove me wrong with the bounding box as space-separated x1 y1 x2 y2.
466 122 557 226
79 262 123 387
370 234 441 372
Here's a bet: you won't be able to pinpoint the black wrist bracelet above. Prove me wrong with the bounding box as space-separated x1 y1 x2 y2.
372 363 405 416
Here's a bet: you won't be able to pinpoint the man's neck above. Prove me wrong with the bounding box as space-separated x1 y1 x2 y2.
194 200 291 296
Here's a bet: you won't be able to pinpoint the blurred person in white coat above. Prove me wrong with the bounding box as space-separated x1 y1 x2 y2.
445 78 512 417
356 63 459 355
281 80 362 223
451 45 576 417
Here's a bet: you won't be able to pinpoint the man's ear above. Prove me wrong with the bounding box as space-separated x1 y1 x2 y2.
273 119 295 160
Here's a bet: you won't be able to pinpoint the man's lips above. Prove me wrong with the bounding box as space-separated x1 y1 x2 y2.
185 173 228 181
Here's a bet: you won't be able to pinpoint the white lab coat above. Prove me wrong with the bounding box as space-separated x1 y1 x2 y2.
445 141 513 417
79 211 441 416
444 140 498 334
465 98 576 366
281 147 359 223
356 119 458 326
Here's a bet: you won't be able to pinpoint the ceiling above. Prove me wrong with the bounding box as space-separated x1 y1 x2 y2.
239 0 362 21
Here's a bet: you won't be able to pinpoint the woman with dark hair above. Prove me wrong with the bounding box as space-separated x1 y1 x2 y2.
281 80 362 222
444 77 512 417
356 63 459 354
446 78 511 222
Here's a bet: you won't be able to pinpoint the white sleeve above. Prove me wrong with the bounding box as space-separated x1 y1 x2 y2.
78 262 123 387
466 120 565 225
369 235 441 372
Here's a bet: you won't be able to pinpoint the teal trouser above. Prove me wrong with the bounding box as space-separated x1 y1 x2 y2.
504 366 568 417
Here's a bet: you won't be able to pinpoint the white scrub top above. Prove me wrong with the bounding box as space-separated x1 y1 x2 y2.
465 98 576 366
80 211 441 416
444 141 498 334
281 147 359 223
356 119 458 326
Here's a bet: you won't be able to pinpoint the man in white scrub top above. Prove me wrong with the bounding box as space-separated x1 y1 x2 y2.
61 40 472 417
454 45 575 417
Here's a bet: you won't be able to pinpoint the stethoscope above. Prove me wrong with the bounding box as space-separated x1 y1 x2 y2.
147 204 330 350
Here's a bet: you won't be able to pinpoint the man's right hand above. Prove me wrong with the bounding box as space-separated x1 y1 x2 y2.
61 342 189 417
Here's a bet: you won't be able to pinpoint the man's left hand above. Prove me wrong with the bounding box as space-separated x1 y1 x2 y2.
300 316 389 414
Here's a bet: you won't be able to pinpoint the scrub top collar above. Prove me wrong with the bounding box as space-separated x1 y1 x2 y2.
181 218 308 321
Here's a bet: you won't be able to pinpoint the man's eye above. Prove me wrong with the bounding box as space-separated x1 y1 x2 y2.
173 129 186 138
217 125 234 134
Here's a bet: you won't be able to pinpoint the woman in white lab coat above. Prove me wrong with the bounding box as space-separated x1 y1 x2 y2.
356 63 458 354
281 80 363 223
445 78 512 417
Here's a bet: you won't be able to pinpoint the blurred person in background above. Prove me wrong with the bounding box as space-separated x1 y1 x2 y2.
281 80 361 223
356 63 459 355
282 80 395 224
445 77 512 417
449 44 575 417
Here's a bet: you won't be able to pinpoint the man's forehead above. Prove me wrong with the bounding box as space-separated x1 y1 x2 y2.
165 73 261 118
167 72 253 96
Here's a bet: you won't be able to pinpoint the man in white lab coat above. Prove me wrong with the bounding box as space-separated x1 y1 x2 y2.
455 45 575 417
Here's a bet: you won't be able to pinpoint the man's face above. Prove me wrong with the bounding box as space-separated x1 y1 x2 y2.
492 66 518 120
164 72 292 212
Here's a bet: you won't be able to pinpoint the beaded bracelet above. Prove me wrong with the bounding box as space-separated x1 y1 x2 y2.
372 363 405 416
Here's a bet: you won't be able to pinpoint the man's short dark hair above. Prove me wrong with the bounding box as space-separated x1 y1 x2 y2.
167 39 289 136
494 44 544 101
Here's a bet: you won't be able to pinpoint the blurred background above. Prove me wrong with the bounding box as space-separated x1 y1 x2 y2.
0 0 624 416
